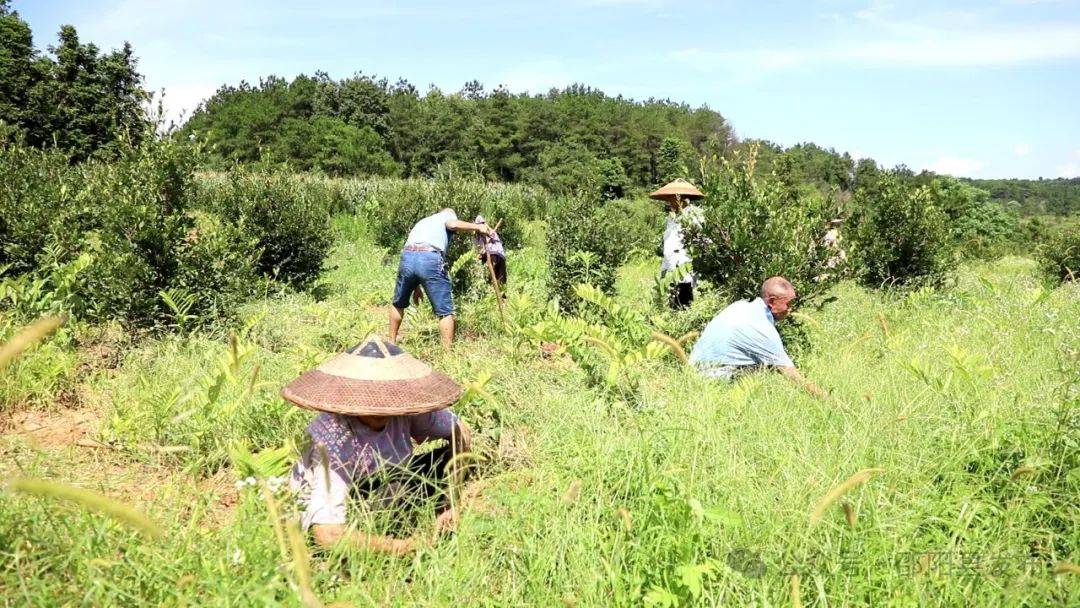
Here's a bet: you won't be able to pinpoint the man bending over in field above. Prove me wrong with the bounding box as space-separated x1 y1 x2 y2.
282 337 472 555
689 276 825 398
389 208 493 350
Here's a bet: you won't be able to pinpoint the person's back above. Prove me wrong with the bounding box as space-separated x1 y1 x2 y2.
405 209 458 253
689 297 793 379
389 209 491 349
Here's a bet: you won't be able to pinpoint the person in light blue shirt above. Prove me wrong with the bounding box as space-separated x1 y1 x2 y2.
689 276 825 397
389 209 492 350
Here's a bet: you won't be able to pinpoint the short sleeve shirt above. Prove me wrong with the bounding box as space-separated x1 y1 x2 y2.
289 410 459 529
474 215 505 256
661 205 703 275
405 210 458 253
688 298 794 378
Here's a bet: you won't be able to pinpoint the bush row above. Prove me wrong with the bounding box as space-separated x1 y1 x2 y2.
0 138 334 328
545 148 1044 314
3 134 1062 332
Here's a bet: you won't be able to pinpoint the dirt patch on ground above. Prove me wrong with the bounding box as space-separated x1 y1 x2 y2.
0 407 102 447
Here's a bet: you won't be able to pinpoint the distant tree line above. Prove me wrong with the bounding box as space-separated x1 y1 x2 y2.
178 72 737 197
966 177 1080 216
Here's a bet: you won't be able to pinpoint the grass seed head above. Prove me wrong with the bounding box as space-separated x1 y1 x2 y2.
562 479 582 503
0 315 67 372
809 468 885 524
7 477 164 538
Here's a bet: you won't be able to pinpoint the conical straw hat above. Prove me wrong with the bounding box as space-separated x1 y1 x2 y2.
649 178 704 201
281 337 462 416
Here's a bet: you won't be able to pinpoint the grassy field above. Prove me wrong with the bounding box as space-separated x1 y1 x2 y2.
1 215 1078 606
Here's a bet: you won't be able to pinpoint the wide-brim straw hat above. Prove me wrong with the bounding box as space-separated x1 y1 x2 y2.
649 178 704 201
281 337 462 416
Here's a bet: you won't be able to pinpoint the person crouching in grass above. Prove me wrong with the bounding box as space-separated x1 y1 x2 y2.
282 337 472 555
689 276 827 398
389 208 493 350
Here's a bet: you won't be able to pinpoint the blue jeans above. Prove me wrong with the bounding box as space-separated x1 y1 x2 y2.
392 251 454 317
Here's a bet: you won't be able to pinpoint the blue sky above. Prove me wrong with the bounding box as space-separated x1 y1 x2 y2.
16 0 1080 178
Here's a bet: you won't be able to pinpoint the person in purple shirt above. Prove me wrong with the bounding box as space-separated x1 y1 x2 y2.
283 337 472 555
474 214 507 287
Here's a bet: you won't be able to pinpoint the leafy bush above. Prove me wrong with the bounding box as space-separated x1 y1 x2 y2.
0 143 75 273
196 168 333 289
57 139 197 324
930 177 1018 259
524 284 686 397
546 194 630 309
1037 222 1079 283
171 211 263 325
848 172 955 288
683 150 838 303
603 198 666 256
0 138 270 327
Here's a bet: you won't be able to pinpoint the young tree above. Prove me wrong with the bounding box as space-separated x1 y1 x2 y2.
1 9 148 159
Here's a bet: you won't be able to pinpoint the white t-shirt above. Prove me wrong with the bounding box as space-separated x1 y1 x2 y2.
661 205 704 280
405 209 459 253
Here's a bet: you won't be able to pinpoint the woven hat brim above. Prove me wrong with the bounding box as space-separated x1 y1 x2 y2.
281 369 463 416
650 180 705 200
649 187 704 200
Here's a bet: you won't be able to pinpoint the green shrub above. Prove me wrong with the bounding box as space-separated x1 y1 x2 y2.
58 140 198 324
602 198 666 256
1037 223 1080 283
848 172 955 288
0 138 269 327
0 143 76 273
196 168 333 289
172 211 264 324
930 177 1018 259
683 150 838 303
546 194 630 310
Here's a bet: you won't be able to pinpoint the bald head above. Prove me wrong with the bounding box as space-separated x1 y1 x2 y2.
761 276 795 299
761 277 796 320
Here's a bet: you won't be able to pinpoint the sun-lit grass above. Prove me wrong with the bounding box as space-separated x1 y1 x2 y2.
1 213 1077 606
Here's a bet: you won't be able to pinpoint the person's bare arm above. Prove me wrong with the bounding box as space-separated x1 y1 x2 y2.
451 420 472 454
311 524 419 555
445 219 493 236
777 365 827 399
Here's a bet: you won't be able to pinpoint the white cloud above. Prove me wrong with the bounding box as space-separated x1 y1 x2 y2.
498 60 573 93
150 83 220 128
668 1 1080 76
1056 150 1080 178
670 23 1080 73
928 156 984 176
1014 143 1031 156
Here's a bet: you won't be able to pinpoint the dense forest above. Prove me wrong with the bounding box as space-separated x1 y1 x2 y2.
967 177 1080 216
179 73 736 196
0 1 146 160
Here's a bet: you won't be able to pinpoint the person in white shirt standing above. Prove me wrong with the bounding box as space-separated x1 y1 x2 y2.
650 178 705 309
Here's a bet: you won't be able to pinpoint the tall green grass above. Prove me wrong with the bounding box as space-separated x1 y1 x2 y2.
1 217 1077 606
